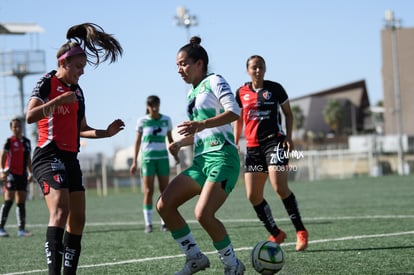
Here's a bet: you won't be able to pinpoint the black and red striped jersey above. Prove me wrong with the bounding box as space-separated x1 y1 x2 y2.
3 136 31 176
235 80 288 147
30 70 85 152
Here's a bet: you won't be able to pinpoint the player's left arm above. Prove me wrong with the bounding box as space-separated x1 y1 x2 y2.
0 147 7 181
167 130 180 164
26 155 33 182
280 100 294 152
80 116 125 138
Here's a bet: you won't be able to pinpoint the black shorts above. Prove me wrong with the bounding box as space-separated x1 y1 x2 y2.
32 142 84 195
2 173 28 192
244 136 289 173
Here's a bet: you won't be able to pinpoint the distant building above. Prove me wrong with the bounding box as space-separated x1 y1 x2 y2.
381 27 414 136
290 80 371 138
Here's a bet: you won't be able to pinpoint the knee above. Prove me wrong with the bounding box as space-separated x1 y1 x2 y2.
276 187 291 199
194 208 210 225
50 208 69 226
67 217 85 234
156 197 166 216
247 193 262 205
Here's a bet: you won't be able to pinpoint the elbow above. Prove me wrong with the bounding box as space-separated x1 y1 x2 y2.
229 111 240 122
26 113 36 124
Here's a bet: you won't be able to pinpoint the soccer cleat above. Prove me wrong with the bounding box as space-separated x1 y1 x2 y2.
296 230 308 251
175 252 210 275
0 228 9 237
268 229 286 244
17 229 33 237
224 258 245 275
144 224 153 233
160 224 169 232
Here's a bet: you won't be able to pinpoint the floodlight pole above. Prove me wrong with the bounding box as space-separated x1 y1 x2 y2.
13 64 29 136
384 10 405 175
175 6 198 41
1 23 45 137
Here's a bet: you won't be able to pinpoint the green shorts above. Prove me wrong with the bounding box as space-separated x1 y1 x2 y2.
182 145 240 195
141 158 170 177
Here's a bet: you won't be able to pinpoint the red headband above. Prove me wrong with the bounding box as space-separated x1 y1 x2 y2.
58 45 85 61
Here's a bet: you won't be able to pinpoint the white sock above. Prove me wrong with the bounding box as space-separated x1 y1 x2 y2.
143 207 152 226
218 244 237 267
175 232 201 258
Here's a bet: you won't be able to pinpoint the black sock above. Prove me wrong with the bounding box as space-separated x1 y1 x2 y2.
253 199 280 236
45 226 64 275
282 193 306 231
0 200 13 228
16 203 26 230
63 232 82 275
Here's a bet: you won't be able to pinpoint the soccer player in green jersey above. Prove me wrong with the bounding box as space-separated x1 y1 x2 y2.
157 36 245 275
130 95 178 233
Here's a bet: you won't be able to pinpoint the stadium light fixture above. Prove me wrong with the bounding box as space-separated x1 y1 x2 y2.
383 10 405 175
174 6 198 40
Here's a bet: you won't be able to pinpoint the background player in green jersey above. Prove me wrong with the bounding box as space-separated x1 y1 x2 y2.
130 95 178 233
157 36 245 275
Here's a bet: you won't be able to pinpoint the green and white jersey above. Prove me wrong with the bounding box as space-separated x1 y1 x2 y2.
187 73 240 157
136 114 172 160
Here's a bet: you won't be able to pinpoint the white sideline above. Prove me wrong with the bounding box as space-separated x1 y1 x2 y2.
1 216 414 275
5 214 414 228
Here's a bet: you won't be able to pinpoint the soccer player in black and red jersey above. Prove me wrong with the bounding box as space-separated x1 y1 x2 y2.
26 23 124 274
0 117 33 237
234 55 308 251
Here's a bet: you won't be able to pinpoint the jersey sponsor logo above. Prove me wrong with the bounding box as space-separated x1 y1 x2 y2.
57 86 66 93
243 93 250 101
152 126 162 136
247 109 271 120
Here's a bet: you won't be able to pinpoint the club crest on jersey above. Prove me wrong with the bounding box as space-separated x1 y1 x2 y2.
262 91 272 100
74 88 82 97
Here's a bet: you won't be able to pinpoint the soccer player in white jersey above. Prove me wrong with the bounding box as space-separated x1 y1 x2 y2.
156 36 245 275
130 95 178 233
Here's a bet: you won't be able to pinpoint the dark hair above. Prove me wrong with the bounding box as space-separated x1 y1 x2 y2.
57 23 123 66
178 36 209 73
246 55 266 68
146 95 160 114
147 95 160 106
10 117 22 127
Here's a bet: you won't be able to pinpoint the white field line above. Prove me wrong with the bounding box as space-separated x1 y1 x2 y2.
1 216 414 275
5 214 414 228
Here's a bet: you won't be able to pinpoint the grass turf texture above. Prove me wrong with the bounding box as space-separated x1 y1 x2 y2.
0 174 413 274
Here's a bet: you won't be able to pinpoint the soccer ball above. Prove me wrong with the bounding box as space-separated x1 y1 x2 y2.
251 240 285 274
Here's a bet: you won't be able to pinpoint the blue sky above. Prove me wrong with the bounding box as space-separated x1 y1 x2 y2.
1 0 413 156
